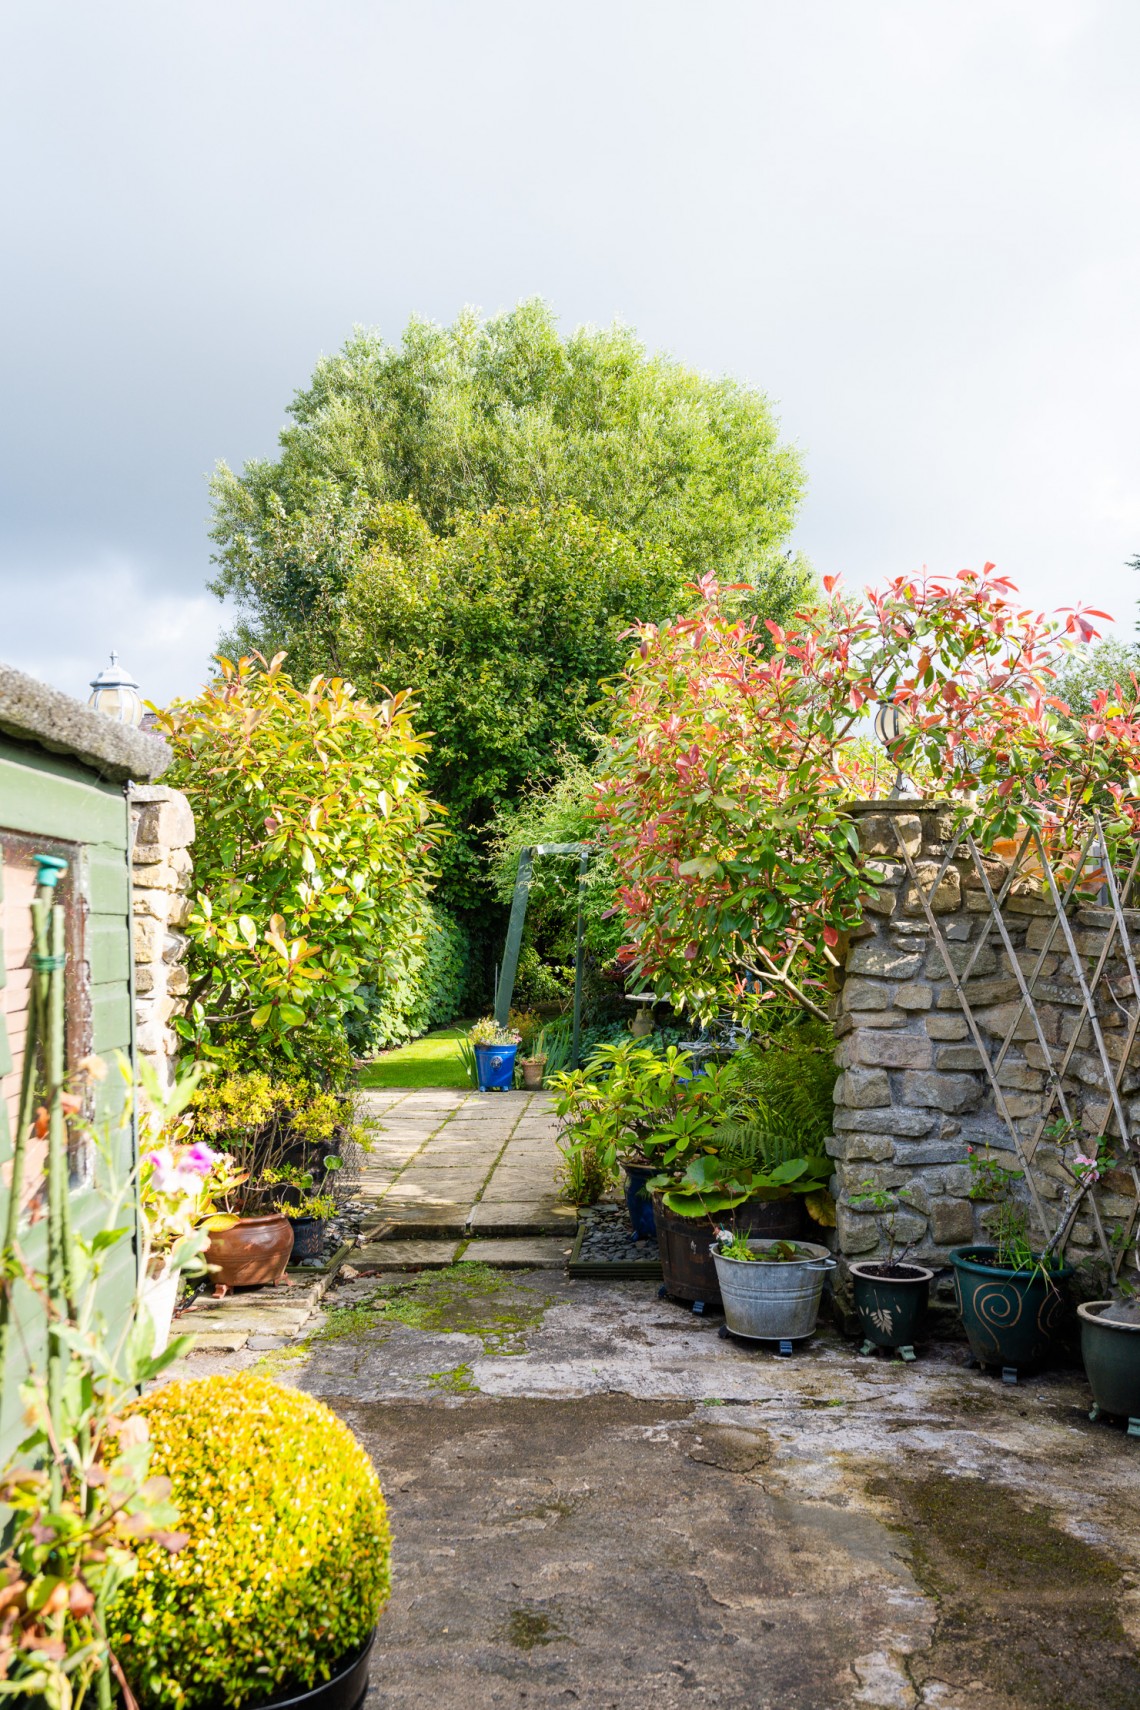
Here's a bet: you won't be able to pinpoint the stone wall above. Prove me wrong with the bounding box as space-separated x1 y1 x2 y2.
129 785 194 1094
828 802 1138 1300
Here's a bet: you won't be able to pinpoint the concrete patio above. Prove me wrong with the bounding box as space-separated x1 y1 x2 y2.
168 1120 1140 1710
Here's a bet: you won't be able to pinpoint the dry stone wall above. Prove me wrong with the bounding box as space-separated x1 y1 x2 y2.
129 785 194 1095
828 802 1138 1295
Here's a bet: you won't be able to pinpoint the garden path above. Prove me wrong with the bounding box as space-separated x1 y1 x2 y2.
353 1086 575 1261
178 1088 574 1352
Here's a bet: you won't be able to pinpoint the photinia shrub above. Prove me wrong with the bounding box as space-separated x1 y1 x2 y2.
597 567 1133 1021
157 653 441 1081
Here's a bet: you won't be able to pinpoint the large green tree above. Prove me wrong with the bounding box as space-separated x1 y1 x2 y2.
208 300 811 912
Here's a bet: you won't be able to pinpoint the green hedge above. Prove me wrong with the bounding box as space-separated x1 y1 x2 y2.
347 900 476 1055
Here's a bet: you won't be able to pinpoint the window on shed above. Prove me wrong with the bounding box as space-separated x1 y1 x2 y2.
0 834 90 1213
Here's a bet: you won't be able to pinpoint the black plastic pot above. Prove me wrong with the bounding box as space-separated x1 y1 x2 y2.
289 1217 328 1263
246 1630 375 1710
620 1161 658 1241
1079 1301 1140 1436
652 1193 807 1305
849 1261 933 1356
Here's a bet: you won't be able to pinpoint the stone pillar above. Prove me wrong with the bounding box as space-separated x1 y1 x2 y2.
129 785 195 1096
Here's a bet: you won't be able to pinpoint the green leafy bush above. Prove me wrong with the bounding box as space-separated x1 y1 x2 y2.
189 1074 363 1207
157 653 440 1082
551 1028 838 1218
110 1373 391 1709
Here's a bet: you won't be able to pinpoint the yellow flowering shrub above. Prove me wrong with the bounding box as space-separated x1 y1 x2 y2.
109 1374 391 1708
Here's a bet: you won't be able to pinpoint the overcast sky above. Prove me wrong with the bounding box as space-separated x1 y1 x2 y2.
3 0 1139 706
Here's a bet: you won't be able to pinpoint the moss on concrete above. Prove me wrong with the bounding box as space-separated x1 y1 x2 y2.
881 1472 1137 1709
315 1264 554 1357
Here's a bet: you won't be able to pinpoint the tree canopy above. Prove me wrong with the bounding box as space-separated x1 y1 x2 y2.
208 300 811 912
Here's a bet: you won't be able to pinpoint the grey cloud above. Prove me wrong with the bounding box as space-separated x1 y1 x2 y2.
3 0 1139 705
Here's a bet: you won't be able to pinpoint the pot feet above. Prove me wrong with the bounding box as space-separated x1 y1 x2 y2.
1002 1366 1018 1385
898 1345 917 1362
1129 1417 1140 1439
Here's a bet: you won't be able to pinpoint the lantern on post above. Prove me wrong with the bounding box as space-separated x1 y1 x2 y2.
873 700 912 798
87 652 143 727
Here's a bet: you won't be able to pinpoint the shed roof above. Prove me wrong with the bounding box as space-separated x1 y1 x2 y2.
0 661 170 784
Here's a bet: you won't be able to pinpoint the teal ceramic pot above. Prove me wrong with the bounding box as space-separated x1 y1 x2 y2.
1079 1301 1140 1432
949 1245 1072 1372
849 1261 933 1351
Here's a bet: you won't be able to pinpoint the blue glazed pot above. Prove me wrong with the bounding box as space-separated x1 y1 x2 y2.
474 1042 518 1092
621 1161 658 1241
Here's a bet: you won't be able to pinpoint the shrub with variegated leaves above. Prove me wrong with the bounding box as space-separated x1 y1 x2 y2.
596 567 1124 1023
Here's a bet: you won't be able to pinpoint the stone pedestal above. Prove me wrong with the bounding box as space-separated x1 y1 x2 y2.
129 784 194 1095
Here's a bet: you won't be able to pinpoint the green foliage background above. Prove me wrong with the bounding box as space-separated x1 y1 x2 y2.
346 899 478 1054
205 300 812 1040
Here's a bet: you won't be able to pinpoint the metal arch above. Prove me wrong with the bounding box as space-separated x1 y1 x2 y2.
493 842 592 1070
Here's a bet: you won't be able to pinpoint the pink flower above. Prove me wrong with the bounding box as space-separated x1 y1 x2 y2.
181 1142 219 1176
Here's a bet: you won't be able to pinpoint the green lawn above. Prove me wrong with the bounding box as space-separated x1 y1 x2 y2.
357 1025 475 1089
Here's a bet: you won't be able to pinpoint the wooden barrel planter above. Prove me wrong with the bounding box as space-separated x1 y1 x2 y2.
652 1193 807 1307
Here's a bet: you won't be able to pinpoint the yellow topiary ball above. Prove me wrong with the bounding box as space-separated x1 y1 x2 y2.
109 1373 391 1709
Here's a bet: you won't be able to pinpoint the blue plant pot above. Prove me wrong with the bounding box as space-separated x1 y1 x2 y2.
621 1162 658 1241
474 1042 518 1092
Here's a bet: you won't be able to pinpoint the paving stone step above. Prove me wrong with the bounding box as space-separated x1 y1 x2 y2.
468 1200 578 1237
354 1240 462 1270
460 1238 574 1270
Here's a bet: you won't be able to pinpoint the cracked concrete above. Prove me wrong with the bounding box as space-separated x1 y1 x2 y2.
169 1263 1140 1709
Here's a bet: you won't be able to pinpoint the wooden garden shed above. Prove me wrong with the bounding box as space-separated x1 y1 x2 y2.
0 661 170 1454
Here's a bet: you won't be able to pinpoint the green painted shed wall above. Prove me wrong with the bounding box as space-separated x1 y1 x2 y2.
0 733 138 1457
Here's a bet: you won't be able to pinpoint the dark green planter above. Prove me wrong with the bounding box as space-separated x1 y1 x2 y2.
1079 1301 1140 1437
849 1261 933 1359
949 1245 1071 1377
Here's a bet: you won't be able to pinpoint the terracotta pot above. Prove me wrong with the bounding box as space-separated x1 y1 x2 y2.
521 1057 546 1090
204 1214 294 1298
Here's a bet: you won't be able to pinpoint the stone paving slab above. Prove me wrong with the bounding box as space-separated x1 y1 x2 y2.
374 1208 468 1237
478 1179 560 1203
377 1182 475 1203
409 1146 501 1167
353 1239 462 1270
468 1199 577 1236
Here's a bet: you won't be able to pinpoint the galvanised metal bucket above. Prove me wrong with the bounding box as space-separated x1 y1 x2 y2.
711 1240 836 1341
